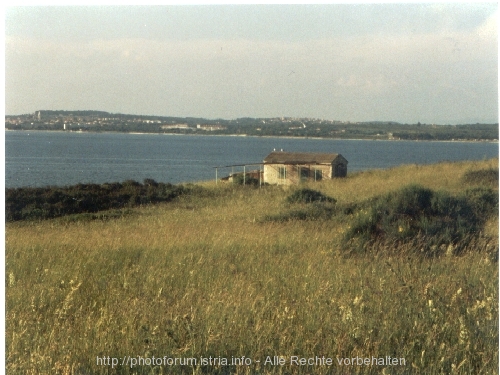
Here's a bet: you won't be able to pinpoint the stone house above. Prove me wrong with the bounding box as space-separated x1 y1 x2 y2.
263 151 348 185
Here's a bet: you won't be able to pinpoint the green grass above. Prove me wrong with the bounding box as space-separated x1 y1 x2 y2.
6 158 499 374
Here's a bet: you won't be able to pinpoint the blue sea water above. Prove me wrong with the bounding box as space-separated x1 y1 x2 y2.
5 130 498 188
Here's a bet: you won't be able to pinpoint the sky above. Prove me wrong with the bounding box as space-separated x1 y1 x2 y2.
4 3 499 124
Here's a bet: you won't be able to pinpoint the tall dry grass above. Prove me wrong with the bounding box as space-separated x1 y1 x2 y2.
6 159 498 374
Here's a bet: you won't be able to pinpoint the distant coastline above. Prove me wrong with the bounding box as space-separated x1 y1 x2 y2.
5 111 499 142
5 128 499 144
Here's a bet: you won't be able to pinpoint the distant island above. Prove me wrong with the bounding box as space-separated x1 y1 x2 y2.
5 110 499 141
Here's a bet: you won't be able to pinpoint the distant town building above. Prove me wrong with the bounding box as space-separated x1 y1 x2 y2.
161 124 190 130
196 124 227 131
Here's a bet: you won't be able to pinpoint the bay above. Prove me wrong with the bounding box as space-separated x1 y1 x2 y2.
5 130 498 188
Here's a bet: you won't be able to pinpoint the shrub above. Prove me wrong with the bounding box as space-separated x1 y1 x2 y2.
464 187 499 217
232 174 260 186
343 184 497 255
262 203 335 223
462 168 498 186
262 189 336 223
143 178 159 187
6 180 197 221
286 188 336 204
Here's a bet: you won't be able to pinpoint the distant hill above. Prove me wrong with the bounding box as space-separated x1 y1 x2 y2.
34 110 112 118
5 110 499 141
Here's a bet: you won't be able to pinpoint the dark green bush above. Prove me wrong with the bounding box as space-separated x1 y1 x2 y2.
262 203 335 223
262 189 337 223
232 174 260 186
343 184 497 255
6 180 195 221
143 178 159 187
286 188 336 204
464 187 499 216
462 168 498 186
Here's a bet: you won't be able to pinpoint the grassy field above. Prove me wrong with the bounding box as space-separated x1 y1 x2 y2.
6 159 498 374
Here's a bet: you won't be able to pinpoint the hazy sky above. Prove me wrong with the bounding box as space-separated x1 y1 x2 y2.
5 4 499 124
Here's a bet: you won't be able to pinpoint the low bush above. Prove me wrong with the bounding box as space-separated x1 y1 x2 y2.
262 203 335 223
232 174 260 186
6 179 196 221
464 187 499 216
286 188 336 204
261 189 337 223
343 184 498 255
462 168 498 186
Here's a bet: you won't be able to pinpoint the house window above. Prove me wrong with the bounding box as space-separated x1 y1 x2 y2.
300 167 309 180
314 169 322 181
278 167 287 179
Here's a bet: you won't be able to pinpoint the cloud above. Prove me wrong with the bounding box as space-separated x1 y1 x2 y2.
5 6 498 123
476 8 498 39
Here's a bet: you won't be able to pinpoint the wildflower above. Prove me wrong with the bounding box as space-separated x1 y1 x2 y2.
340 305 353 322
445 244 454 257
451 288 462 303
8 272 15 287
459 317 469 345
423 283 431 296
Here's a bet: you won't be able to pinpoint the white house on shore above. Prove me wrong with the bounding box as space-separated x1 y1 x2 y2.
263 151 348 185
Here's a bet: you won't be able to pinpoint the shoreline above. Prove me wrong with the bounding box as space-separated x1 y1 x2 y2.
5 129 499 144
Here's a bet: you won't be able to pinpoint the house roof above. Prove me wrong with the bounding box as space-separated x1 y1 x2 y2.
263 152 347 165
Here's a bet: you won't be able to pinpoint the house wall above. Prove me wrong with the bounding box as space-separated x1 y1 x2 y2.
332 161 347 177
264 164 333 185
